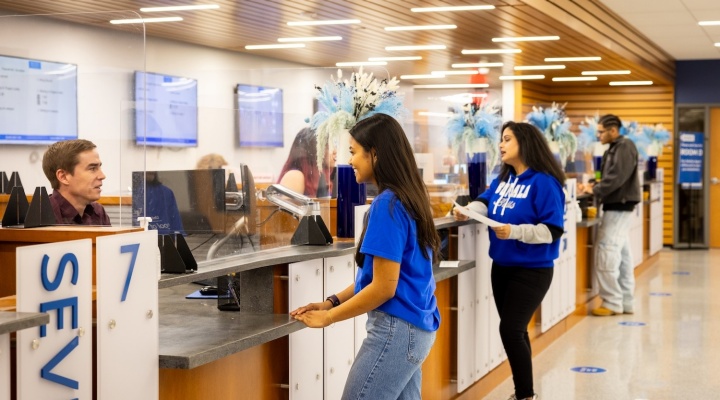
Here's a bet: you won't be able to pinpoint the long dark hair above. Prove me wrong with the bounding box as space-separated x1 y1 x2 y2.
498 121 566 185
350 113 441 264
277 127 331 197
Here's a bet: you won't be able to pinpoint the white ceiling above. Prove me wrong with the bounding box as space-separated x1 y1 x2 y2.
601 0 720 60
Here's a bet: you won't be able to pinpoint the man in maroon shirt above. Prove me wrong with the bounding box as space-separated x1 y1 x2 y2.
42 139 111 226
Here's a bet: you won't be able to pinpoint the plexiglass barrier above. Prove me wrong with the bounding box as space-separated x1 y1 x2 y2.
0 12 499 261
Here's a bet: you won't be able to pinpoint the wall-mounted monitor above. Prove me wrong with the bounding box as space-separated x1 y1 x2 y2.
135 71 198 147
236 84 283 147
0 54 78 145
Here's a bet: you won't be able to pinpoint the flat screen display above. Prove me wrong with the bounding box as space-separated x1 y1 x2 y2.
0 54 78 145
135 71 198 147
236 84 283 147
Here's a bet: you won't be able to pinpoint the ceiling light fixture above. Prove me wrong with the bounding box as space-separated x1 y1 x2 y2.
452 62 504 68
368 56 422 61
552 76 598 82
287 19 360 26
401 74 444 79
698 21 720 26
462 49 521 55
140 5 219 12
386 45 447 51
278 36 342 42
414 83 490 89
336 61 387 67
385 25 457 31
411 5 495 12
418 111 454 117
499 75 545 80
545 56 601 62
581 70 631 75
431 70 478 75
492 36 560 42
245 43 306 50
441 93 488 103
609 81 653 86
715 43 720 47
110 17 183 24
514 65 566 70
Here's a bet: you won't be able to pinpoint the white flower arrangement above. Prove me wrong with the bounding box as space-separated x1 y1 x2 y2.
310 67 406 169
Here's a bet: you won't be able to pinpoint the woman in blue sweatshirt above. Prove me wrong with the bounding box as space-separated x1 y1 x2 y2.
456 121 565 400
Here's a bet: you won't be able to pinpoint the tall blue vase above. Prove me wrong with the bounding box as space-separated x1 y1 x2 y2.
336 164 366 238
647 156 658 181
467 152 487 200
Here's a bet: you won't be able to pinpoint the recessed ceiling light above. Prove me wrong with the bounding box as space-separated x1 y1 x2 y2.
698 21 720 26
715 43 720 47
499 75 545 80
552 76 598 82
462 49 521 55
411 5 495 12
110 17 183 24
418 111 454 117
545 57 601 62
368 56 422 61
140 4 219 12
386 45 446 51
514 65 566 71
609 81 653 86
278 36 342 42
385 25 456 31
245 43 306 50
414 83 490 89
452 62 504 68
336 61 387 67
431 70 479 76
287 19 360 26
581 70 630 75
492 36 560 42
401 74 445 79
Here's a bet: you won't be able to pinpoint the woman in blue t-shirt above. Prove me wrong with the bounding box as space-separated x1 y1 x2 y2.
291 113 441 399
455 121 565 400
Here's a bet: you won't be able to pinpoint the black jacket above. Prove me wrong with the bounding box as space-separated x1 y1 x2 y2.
594 136 642 211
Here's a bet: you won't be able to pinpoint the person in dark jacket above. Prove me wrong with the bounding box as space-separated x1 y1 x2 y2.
584 114 641 316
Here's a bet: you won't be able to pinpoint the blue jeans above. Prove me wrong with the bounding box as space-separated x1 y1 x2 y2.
342 310 436 400
595 210 635 313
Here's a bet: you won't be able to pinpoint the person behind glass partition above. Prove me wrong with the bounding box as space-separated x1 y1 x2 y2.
291 114 441 399
277 127 335 197
42 139 111 226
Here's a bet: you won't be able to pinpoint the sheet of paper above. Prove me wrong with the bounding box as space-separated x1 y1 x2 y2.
453 201 504 228
438 261 459 268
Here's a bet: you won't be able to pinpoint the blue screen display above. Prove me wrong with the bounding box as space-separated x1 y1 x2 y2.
236 84 283 147
135 71 198 147
0 55 78 145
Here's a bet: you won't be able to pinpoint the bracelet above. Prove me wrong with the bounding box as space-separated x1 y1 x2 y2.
326 294 340 308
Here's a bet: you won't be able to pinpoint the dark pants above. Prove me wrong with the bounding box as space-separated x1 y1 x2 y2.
491 263 554 399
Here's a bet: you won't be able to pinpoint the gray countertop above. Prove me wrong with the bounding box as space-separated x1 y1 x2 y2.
159 242 356 289
577 218 601 228
0 311 49 335
159 258 475 369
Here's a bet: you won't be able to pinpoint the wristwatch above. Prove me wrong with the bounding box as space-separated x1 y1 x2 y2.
326 294 340 307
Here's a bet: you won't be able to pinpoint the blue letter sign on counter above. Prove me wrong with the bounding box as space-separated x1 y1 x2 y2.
16 239 92 399
96 231 159 400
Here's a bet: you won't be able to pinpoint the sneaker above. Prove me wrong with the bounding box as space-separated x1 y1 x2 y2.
507 394 538 400
591 307 618 316
623 309 634 315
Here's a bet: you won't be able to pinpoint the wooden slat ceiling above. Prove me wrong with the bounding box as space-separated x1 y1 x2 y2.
0 0 675 88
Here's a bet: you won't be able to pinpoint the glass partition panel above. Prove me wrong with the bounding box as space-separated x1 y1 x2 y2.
0 10 146 228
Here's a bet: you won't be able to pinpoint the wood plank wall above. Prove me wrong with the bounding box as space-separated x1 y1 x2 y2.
521 82 675 245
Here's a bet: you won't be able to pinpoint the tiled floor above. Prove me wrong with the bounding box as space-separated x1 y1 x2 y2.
484 248 720 399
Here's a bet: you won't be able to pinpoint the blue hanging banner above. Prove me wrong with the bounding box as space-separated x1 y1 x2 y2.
677 132 704 184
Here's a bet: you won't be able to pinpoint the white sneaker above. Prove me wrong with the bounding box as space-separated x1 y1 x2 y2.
507 395 538 400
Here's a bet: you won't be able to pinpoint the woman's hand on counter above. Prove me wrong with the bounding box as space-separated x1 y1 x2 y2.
290 301 334 328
